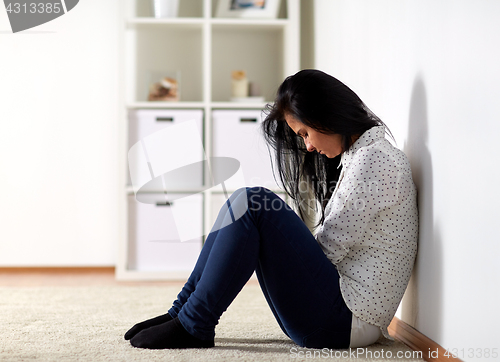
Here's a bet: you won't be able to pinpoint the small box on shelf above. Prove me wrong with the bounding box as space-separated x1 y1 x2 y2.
147 70 181 102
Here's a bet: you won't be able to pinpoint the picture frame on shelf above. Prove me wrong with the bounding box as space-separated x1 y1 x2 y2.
216 0 282 19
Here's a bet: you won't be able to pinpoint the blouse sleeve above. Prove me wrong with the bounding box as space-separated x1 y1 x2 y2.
316 147 400 265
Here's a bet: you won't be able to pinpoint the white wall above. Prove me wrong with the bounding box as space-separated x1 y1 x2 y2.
314 0 500 358
0 0 120 266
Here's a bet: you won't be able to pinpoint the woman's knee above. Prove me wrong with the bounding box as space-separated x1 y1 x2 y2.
246 186 275 198
247 187 291 214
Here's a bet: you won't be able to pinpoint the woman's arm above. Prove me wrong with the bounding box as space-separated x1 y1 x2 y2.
316 147 400 264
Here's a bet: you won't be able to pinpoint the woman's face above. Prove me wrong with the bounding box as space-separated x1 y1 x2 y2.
285 114 344 158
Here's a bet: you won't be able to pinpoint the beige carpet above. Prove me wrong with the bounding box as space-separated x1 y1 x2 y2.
0 284 425 361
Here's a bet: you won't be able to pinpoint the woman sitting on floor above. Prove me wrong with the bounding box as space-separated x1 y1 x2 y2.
124 69 418 350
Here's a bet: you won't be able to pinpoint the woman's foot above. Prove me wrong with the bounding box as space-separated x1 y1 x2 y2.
124 313 173 340
130 317 214 349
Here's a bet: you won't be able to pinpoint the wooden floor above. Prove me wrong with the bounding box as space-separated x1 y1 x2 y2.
0 267 184 287
0 267 260 287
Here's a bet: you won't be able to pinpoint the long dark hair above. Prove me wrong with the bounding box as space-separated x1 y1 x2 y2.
263 69 388 225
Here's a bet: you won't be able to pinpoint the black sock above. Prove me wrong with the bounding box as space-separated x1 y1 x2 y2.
124 313 173 340
130 317 214 349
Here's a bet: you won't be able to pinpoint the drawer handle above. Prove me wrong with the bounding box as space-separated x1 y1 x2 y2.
240 118 257 123
156 117 174 122
156 201 173 207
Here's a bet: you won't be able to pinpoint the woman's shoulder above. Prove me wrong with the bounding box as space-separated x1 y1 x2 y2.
350 134 411 172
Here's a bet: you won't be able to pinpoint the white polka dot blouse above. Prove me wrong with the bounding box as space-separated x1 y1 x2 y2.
316 125 418 340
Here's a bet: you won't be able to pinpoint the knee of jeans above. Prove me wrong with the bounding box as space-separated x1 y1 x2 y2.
247 186 274 197
231 187 249 198
247 187 275 204
247 187 290 215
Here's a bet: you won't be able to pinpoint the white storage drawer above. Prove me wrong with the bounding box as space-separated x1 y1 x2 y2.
127 193 202 272
212 110 279 190
128 109 204 190
129 109 203 144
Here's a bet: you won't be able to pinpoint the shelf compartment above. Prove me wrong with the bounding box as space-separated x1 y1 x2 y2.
211 27 284 103
125 26 203 103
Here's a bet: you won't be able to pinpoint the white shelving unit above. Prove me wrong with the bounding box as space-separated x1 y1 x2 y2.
117 0 300 280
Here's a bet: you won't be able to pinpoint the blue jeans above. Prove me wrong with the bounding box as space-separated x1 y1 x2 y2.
168 187 352 349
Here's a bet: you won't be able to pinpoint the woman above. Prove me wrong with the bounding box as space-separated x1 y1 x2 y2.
124 69 418 350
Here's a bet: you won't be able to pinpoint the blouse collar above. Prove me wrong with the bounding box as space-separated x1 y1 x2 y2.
340 126 386 168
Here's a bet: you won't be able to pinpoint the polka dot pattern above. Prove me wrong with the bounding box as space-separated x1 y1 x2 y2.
316 126 418 340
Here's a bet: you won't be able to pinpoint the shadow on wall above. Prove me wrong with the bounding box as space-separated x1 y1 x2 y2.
401 76 443 341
